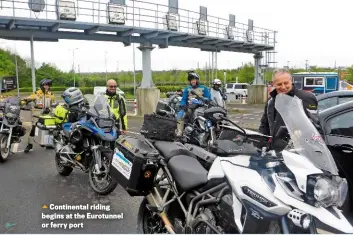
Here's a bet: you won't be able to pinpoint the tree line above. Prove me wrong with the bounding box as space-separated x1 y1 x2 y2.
1 47 352 93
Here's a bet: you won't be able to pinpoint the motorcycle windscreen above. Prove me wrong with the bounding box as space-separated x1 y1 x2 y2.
274 93 338 175
4 97 21 116
84 94 113 119
210 89 224 107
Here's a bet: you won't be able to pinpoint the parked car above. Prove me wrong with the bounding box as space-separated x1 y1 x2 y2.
93 86 125 97
319 100 353 219
225 83 248 98
317 90 353 112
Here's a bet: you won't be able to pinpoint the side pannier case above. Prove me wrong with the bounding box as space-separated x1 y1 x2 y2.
110 136 160 196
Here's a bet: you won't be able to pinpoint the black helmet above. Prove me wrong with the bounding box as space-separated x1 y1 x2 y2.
187 72 200 81
39 78 52 90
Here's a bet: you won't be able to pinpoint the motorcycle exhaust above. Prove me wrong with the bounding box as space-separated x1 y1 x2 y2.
146 188 175 234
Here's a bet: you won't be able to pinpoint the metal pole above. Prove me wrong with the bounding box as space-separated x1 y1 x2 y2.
215 50 218 79
116 61 119 82
73 49 76 87
205 62 207 83
133 43 136 96
105 51 108 82
30 35 36 93
15 49 19 97
208 52 211 86
223 71 226 85
211 52 214 81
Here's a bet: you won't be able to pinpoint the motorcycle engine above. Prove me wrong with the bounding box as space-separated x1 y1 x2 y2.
210 194 238 233
194 208 219 234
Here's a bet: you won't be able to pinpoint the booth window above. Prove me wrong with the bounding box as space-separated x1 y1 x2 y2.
305 77 324 86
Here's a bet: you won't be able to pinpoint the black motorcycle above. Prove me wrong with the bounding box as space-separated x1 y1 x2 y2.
53 94 118 195
0 97 26 162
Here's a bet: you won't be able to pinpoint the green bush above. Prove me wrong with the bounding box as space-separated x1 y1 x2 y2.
15 85 185 96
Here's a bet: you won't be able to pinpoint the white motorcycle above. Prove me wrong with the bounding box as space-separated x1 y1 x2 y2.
113 93 352 234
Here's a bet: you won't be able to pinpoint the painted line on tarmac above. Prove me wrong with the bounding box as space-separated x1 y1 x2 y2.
126 131 141 135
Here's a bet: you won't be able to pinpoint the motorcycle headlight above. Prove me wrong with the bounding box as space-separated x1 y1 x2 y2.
312 176 348 208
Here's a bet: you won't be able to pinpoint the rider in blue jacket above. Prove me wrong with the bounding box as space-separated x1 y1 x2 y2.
176 71 211 137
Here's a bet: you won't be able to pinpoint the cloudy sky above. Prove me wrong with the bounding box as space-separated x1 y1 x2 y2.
0 0 353 72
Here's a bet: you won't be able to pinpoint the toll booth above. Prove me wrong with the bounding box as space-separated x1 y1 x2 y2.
292 72 339 95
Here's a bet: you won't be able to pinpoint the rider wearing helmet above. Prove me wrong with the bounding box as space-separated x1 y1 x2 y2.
24 78 56 153
54 87 86 124
210 78 227 108
176 71 211 137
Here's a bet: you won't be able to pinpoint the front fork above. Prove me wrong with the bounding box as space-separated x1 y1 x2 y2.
6 127 13 151
91 145 103 173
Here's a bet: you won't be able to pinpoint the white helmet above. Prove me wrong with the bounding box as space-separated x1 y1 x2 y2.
213 79 222 85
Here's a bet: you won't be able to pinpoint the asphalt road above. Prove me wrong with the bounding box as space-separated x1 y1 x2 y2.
0 117 146 234
0 111 264 234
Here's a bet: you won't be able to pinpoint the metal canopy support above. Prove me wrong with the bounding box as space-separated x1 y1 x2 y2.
168 0 178 14
200 6 207 21
210 51 218 80
252 52 264 85
138 42 155 88
229 14 235 27
30 34 36 92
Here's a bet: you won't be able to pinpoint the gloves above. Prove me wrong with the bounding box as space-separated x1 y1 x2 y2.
42 108 51 115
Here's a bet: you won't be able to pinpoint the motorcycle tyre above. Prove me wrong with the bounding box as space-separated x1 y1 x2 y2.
55 152 73 176
0 134 10 162
88 161 117 196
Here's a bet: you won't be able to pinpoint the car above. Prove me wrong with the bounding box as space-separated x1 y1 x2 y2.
225 83 248 98
93 86 125 97
319 100 353 218
317 90 353 112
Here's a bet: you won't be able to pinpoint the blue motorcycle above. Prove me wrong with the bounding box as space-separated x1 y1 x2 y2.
53 94 118 195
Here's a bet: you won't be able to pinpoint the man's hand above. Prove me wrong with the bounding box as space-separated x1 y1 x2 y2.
121 129 127 135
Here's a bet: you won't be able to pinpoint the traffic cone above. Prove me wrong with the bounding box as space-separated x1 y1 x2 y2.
242 95 246 104
133 99 137 116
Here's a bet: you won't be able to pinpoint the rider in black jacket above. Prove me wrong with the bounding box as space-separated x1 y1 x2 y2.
259 68 322 150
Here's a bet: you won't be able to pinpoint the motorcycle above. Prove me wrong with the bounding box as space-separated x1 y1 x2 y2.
53 94 118 195
111 93 352 234
0 97 26 162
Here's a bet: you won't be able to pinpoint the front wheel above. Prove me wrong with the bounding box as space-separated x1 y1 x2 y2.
137 198 168 234
55 152 73 176
88 160 117 195
0 134 10 162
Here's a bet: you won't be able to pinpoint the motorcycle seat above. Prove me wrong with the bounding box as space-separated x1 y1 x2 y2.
154 141 196 162
167 154 208 192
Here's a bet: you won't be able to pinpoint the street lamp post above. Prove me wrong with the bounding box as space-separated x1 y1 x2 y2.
116 61 119 83
105 51 108 82
133 44 136 96
15 47 19 97
72 48 78 87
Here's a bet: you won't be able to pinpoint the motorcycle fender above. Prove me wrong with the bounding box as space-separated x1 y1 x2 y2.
272 174 353 234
